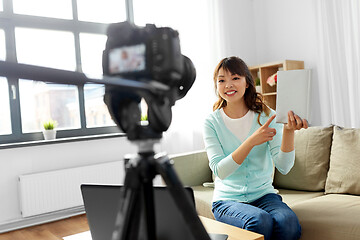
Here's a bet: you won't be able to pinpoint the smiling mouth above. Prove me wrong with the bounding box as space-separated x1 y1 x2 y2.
225 90 237 95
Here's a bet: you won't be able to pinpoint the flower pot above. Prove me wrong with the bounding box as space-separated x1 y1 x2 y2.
43 129 57 140
256 85 262 93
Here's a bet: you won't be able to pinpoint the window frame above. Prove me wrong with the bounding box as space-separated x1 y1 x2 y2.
0 0 134 144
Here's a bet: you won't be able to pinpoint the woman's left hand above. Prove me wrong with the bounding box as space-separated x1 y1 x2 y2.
284 111 309 131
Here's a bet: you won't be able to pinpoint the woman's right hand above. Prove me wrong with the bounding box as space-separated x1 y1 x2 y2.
232 114 277 165
248 114 277 147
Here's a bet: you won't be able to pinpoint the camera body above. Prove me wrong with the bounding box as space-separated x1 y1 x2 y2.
103 21 184 85
102 21 196 139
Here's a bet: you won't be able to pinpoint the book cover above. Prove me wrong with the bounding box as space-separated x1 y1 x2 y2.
275 69 311 125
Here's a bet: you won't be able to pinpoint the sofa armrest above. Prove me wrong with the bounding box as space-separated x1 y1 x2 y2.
169 150 212 187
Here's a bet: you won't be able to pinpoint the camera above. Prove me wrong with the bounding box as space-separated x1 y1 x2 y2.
103 21 196 100
102 22 196 139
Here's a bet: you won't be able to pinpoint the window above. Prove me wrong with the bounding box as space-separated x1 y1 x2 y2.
16 28 81 132
84 84 115 128
79 33 106 78
80 33 116 128
0 78 11 135
13 0 73 19
0 30 11 135
0 0 127 144
77 0 126 23
0 29 5 60
0 0 213 144
19 81 80 132
15 28 76 70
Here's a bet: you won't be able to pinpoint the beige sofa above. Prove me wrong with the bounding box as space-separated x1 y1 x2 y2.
170 126 360 240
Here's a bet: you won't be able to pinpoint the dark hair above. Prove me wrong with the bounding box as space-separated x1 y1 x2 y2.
213 56 270 124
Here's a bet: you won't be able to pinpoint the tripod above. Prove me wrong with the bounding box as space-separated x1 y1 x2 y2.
111 140 212 240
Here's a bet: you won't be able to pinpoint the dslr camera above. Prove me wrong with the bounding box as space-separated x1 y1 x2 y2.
102 22 196 139
103 21 195 100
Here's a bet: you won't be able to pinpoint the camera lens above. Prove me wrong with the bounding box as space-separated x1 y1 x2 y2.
176 55 196 100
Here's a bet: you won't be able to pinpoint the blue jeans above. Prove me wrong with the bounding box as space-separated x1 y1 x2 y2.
212 194 301 240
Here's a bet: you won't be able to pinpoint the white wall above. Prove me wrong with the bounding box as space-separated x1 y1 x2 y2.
214 0 257 65
253 0 318 66
0 137 137 224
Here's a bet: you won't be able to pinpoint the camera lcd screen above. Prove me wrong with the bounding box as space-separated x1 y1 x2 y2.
109 44 146 74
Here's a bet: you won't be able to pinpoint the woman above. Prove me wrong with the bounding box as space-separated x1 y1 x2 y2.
203 56 308 240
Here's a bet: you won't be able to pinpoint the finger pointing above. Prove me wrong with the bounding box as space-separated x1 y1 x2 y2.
263 114 276 127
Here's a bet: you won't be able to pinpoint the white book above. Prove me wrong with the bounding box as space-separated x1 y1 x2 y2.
275 69 311 125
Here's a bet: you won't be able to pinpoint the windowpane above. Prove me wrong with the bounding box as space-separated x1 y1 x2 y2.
13 0 72 19
80 33 115 128
0 0 3 12
84 84 115 128
16 28 80 133
80 33 107 78
19 80 80 133
15 28 76 71
77 0 126 23
0 29 5 60
0 78 12 135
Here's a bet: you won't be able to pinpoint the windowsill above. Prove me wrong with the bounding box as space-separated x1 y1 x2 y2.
0 133 126 150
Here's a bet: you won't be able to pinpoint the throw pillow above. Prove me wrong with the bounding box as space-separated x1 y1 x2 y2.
273 126 333 191
325 126 360 195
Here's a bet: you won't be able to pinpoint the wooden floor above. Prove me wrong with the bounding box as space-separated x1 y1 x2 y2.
0 214 89 240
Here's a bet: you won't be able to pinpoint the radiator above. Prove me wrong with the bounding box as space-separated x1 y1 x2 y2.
18 161 124 217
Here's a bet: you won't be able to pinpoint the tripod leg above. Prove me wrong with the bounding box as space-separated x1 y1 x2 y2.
112 153 158 240
142 179 156 240
154 153 212 240
138 153 157 240
111 166 142 240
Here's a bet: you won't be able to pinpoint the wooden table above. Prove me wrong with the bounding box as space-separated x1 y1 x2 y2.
0 214 263 240
200 216 264 240
62 215 264 240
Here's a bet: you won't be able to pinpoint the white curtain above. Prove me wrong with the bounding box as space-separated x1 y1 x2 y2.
133 0 217 154
315 0 360 128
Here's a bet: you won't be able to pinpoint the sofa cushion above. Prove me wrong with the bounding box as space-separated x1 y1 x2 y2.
192 186 215 220
291 194 360 240
273 126 333 191
191 187 325 221
325 127 360 195
170 150 212 187
277 189 324 207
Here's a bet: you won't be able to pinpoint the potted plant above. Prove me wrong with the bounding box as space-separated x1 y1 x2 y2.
141 114 148 126
42 120 58 140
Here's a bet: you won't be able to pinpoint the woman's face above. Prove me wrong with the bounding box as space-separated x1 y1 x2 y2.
216 68 248 105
